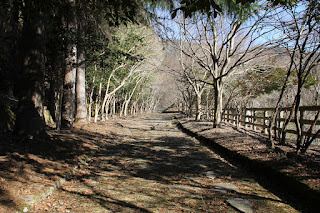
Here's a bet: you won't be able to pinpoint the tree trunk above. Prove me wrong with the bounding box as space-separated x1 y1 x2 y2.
213 80 223 128
131 101 137 115
105 96 112 120
88 77 95 123
101 66 123 120
295 82 303 153
101 93 111 121
101 91 108 121
88 96 93 123
94 81 102 123
120 99 125 118
14 1 46 136
48 74 57 122
124 99 131 117
112 97 116 118
54 65 65 131
75 44 87 123
195 94 202 120
206 89 211 120
140 102 145 114
61 45 77 129
55 85 63 130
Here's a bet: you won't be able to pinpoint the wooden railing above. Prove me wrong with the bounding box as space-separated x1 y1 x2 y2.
222 106 320 139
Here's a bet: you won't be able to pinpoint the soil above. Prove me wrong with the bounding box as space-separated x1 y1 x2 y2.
0 113 316 212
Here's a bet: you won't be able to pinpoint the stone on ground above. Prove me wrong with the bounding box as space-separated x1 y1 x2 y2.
227 198 253 213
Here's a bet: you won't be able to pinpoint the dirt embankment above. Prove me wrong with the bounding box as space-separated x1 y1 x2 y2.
178 117 320 212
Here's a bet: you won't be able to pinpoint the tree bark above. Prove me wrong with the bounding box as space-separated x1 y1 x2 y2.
14 0 46 136
75 44 87 123
213 80 223 128
88 76 95 123
94 81 102 123
61 45 77 129
120 98 125 118
105 97 112 120
195 94 202 120
55 85 63 131
295 82 303 153
48 74 57 122
112 97 116 118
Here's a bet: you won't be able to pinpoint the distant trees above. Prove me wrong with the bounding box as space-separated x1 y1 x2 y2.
86 23 164 122
163 38 209 120
225 65 288 110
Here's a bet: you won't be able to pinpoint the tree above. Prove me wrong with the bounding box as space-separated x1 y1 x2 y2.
267 0 320 152
171 0 256 19
14 0 47 135
178 29 209 120
61 45 77 129
84 23 164 122
61 0 78 129
225 65 288 109
0 0 173 134
75 4 87 124
167 1 273 127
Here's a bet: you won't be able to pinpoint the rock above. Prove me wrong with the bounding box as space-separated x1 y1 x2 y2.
206 171 217 179
20 195 34 204
212 182 239 193
227 198 253 213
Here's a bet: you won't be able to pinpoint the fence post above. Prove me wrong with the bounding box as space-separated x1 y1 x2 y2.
278 110 284 139
300 108 305 139
264 110 268 134
242 109 245 127
273 109 277 140
252 109 256 130
245 108 249 128
218 106 319 142
236 109 239 127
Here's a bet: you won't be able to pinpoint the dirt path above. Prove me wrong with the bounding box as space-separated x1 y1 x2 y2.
33 114 297 212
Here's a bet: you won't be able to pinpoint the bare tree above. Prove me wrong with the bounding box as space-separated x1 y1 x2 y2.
178 35 209 120
169 6 273 127
269 1 320 153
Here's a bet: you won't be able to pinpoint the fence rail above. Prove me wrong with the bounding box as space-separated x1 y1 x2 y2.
222 106 320 139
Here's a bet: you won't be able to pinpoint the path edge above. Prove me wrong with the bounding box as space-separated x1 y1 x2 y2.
16 154 92 213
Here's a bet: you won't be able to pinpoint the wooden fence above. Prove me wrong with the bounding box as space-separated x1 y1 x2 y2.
222 106 320 139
